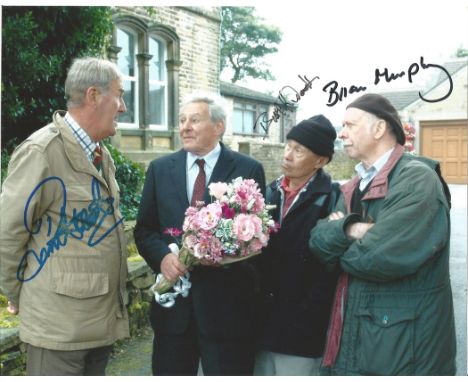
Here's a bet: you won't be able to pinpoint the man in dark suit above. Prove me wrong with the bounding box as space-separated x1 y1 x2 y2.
134 92 266 376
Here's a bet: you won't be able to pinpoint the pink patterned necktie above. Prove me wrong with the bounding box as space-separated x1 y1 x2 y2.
191 159 206 206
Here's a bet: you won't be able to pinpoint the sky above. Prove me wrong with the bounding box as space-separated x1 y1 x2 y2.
2 0 467 126
225 0 468 125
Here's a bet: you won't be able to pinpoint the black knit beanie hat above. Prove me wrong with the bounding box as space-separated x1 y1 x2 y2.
347 93 405 145
286 114 337 160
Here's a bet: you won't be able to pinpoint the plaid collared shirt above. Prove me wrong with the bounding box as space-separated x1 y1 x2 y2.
63 112 98 162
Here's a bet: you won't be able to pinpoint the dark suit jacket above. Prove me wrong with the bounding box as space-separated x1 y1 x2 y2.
257 169 340 357
134 142 266 340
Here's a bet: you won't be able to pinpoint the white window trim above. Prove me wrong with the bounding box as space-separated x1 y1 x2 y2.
117 26 139 129
148 35 168 131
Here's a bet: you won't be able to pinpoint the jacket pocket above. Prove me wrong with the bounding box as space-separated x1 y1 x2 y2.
356 307 415 375
50 254 109 299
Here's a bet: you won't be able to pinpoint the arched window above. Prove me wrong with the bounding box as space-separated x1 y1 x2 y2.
111 15 180 142
116 26 138 126
148 36 167 128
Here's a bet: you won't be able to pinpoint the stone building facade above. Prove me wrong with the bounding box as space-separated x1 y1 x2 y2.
107 6 352 183
108 6 222 159
108 7 294 170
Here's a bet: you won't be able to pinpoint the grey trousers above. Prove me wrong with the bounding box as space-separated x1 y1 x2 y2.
253 351 322 376
26 343 113 376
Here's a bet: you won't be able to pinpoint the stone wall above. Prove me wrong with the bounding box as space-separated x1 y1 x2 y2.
325 150 358 181
232 141 356 184
116 6 221 97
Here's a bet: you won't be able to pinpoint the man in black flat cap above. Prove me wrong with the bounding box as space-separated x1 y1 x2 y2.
254 114 340 376
309 93 456 375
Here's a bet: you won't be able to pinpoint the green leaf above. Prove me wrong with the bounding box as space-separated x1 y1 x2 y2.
220 6 282 83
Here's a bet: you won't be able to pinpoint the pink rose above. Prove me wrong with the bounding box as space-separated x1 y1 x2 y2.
258 232 269 246
233 214 262 242
208 237 223 262
184 234 198 251
246 193 265 213
249 238 263 252
194 241 209 259
183 213 199 231
185 206 198 217
208 182 229 200
196 202 222 231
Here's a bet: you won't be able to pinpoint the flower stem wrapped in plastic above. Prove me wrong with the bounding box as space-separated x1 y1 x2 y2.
151 177 277 307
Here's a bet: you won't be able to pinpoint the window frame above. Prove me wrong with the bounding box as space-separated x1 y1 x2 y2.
115 25 139 129
147 35 168 131
233 100 270 136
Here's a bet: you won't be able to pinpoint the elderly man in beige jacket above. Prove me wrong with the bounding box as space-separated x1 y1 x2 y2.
0 57 129 375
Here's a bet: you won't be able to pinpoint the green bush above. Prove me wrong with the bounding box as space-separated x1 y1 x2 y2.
2 6 113 145
1 149 10 186
104 142 145 221
1 139 17 186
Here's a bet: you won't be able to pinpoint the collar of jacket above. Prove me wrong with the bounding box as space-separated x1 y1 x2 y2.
52 110 111 187
269 168 331 219
341 144 405 212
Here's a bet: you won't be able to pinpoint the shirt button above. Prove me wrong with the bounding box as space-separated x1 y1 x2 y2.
382 315 389 325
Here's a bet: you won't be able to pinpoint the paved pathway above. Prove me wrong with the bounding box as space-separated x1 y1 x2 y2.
107 327 152 376
448 184 467 375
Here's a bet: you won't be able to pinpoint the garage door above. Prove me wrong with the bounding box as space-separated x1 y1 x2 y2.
421 120 467 184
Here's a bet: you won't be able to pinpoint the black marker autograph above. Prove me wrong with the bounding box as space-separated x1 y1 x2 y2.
17 177 123 282
323 56 453 106
254 75 319 135
374 56 453 103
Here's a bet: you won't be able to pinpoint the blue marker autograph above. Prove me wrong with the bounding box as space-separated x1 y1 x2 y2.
17 177 123 282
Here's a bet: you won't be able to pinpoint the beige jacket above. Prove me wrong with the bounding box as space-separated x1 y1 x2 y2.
0 111 129 350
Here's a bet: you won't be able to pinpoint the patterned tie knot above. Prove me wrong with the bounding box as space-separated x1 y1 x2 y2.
93 145 102 171
196 158 205 168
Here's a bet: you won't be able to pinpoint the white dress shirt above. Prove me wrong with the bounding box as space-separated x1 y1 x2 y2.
355 148 394 191
186 143 221 203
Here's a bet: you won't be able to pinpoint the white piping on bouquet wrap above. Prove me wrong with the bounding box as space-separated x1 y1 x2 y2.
151 243 192 308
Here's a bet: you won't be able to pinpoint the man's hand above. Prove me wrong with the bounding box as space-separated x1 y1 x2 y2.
346 222 374 240
160 253 187 282
7 301 18 315
328 211 374 240
329 211 345 221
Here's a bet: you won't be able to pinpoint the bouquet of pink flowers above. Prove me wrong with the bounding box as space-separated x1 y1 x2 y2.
152 177 277 307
